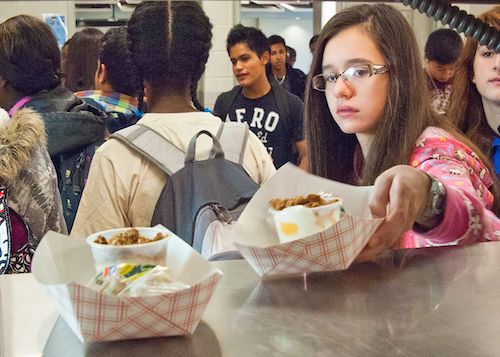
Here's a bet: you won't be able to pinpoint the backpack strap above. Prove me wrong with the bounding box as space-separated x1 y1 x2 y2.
214 122 249 165
270 83 290 124
214 86 242 120
111 124 185 176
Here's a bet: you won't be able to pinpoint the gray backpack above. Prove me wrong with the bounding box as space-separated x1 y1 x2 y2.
112 122 258 260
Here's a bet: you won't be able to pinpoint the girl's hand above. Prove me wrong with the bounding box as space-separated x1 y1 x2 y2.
356 165 431 262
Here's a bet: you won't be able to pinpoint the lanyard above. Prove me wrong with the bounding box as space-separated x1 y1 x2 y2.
7 96 32 117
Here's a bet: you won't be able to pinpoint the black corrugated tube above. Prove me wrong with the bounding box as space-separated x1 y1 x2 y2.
401 0 500 52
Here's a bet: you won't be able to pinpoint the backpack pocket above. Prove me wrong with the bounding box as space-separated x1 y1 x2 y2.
193 203 244 261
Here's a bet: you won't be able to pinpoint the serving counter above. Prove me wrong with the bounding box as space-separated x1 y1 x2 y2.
2 242 500 356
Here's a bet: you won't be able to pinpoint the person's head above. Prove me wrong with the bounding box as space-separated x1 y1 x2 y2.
306 4 437 184
448 6 500 149
268 35 287 73
64 28 104 92
286 46 296 67
127 1 212 111
95 27 142 98
226 24 270 89
309 34 319 54
60 39 71 84
425 29 463 83
0 15 61 110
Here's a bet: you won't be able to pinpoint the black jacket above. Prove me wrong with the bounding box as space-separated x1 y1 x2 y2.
22 86 108 176
23 86 108 157
266 63 307 100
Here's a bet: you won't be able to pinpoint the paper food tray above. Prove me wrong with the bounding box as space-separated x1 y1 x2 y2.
32 226 222 343
232 164 384 277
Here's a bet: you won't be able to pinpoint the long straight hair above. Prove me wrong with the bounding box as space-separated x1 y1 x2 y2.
448 6 500 158
64 28 104 92
306 4 439 185
305 4 499 215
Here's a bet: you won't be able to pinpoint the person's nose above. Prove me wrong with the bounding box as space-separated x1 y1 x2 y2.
494 53 500 72
234 60 243 72
443 70 454 82
332 76 353 99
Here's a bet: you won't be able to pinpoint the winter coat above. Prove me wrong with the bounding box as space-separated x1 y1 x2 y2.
0 108 67 247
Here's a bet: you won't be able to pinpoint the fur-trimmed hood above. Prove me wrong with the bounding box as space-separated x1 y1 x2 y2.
0 108 47 183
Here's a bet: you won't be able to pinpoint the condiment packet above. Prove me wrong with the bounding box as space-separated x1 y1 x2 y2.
87 263 190 297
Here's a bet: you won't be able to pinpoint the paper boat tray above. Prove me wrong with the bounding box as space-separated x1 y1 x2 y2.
233 164 384 277
32 228 222 343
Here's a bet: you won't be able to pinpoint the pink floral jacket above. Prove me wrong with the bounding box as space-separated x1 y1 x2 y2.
399 127 500 248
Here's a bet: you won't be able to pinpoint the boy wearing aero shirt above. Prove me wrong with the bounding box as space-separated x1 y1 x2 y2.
214 25 306 169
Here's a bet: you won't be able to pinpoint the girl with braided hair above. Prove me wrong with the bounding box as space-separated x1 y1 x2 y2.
71 1 275 237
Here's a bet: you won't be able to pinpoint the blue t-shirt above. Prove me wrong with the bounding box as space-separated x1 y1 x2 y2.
222 90 303 168
492 136 500 175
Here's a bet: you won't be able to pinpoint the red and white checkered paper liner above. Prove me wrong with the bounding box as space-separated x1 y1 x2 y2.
236 215 382 277
45 272 222 343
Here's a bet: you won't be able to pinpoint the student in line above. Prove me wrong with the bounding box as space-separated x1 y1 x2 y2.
306 4 499 261
75 26 144 133
448 6 500 177
266 35 307 100
0 106 66 272
214 25 306 169
72 1 275 237
0 15 108 230
64 27 104 92
424 29 463 114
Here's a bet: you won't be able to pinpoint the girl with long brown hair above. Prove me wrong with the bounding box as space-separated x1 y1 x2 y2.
305 4 499 261
448 6 500 177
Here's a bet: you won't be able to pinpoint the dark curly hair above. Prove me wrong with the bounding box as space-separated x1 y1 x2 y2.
226 24 270 58
0 15 61 95
99 27 142 98
127 0 212 111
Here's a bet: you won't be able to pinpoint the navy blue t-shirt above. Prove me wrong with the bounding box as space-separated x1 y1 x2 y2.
221 90 303 168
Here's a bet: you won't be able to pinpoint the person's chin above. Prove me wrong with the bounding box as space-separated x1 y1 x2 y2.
436 79 452 85
236 75 247 84
238 77 253 88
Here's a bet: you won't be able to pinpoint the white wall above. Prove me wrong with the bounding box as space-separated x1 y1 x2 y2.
0 1 75 34
201 0 239 110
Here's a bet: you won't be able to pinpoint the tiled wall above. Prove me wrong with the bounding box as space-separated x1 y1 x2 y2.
201 1 240 111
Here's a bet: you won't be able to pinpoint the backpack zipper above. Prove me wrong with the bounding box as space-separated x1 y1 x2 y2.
210 203 233 224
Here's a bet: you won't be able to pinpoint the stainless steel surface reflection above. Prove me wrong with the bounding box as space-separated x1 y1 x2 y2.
44 242 500 356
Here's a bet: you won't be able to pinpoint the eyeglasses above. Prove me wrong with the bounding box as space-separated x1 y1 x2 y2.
312 64 389 91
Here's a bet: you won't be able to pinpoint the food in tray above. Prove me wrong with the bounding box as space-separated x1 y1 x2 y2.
269 194 340 210
94 228 166 245
87 227 170 271
269 193 344 243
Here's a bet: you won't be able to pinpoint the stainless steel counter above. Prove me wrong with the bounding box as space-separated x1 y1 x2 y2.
3 242 500 356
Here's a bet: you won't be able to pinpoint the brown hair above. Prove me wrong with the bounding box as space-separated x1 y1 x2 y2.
448 6 500 157
306 4 438 185
0 15 61 95
64 28 104 92
305 4 499 214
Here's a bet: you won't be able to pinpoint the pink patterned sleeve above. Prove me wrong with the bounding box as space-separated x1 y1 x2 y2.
409 130 500 246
